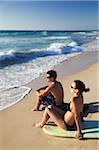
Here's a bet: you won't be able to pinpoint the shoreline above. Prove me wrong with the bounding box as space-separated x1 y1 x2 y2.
0 39 98 112
0 86 32 111
0 61 98 150
0 50 98 112
26 39 99 89
27 50 99 89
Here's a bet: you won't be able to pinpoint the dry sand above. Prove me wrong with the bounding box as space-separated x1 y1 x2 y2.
0 52 99 150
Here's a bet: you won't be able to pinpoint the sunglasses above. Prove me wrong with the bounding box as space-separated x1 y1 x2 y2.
47 76 51 79
71 86 77 89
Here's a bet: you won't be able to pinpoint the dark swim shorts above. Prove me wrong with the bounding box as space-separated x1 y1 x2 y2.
40 93 55 107
55 103 69 112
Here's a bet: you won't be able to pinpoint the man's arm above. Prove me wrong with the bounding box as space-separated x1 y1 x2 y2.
36 86 48 92
37 83 54 97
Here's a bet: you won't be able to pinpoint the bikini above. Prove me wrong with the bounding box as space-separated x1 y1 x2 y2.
63 102 76 130
64 121 76 130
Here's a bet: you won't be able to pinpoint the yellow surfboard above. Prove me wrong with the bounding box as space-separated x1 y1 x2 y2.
43 120 99 139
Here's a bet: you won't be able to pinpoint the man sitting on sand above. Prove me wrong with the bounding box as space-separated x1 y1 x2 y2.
32 70 65 112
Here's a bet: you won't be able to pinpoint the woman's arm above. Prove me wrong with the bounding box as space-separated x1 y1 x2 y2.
72 98 82 139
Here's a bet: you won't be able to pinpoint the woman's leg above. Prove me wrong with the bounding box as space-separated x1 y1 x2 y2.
64 111 75 126
33 107 50 127
46 107 67 130
52 106 65 116
34 107 67 130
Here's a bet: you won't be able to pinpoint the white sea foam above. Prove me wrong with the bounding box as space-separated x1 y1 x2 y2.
0 86 31 111
47 42 66 50
82 39 99 51
67 41 78 47
0 40 81 62
0 49 15 60
0 54 68 111
73 32 86 35
96 37 99 40
43 36 70 40
47 43 66 54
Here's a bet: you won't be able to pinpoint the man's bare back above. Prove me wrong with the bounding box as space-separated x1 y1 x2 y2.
48 81 64 105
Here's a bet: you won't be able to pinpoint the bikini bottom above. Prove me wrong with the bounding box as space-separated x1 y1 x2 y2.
64 121 76 130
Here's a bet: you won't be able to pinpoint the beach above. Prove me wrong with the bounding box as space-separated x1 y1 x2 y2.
0 0 98 149
0 46 99 150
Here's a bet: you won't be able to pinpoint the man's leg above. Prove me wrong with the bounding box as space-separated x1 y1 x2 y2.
31 93 42 111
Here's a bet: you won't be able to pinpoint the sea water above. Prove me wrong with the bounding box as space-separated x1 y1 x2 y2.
0 30 98 110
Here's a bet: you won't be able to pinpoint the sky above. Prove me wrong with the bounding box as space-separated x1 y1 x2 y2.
0 0 98 30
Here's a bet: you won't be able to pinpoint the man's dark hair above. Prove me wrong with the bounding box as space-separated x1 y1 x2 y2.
47 70 57 80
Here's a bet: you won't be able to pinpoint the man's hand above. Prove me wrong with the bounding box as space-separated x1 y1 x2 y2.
36 89 45 97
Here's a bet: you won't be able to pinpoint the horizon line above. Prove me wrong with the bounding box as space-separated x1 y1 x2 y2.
0 29 98 32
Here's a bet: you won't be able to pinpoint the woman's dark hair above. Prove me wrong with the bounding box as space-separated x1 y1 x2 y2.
47 70 57 80
74 80 90 93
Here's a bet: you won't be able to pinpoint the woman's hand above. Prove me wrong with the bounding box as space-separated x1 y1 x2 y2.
75 132 83 140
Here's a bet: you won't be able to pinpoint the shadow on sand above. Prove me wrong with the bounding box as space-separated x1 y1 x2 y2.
41 101 99 117
82 101 99 117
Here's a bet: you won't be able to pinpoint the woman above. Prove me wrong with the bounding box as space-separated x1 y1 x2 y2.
33 80 90 140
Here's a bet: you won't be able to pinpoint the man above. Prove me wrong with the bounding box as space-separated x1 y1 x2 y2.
32 70 65 111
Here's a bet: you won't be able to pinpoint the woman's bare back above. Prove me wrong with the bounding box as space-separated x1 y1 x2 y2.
64 95 83 126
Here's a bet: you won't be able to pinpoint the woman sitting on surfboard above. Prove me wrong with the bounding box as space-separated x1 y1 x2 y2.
33 80 89 140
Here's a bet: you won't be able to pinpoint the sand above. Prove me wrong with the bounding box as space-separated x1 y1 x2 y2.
0 51 99 150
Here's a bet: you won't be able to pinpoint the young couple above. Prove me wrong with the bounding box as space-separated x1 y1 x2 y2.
32 70 89 140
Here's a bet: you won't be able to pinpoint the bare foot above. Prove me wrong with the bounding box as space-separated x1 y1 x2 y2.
31 108 39 111
33 122 44 128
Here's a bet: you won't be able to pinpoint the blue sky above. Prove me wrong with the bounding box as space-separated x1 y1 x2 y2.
0 1 98 30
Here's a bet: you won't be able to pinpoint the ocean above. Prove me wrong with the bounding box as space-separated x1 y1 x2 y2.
0 30 98 110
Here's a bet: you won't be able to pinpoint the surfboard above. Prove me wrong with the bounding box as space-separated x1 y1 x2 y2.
43 120 99 139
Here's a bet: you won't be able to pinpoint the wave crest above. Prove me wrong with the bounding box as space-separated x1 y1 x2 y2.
0 41 82 65
0 50 15 61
